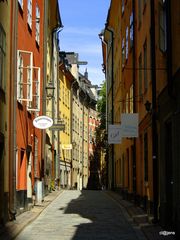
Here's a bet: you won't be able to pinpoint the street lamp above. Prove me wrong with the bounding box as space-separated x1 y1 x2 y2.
46 82 55 98
144 100 152 113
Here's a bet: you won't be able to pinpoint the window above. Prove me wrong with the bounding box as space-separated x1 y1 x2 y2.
27 67 40 112
125 92 129 113
35 4 40 44
17 50 33 101
139 53 142 96
144 132 148 181
18 0 23 9
122 0 125 14
159 2 167 52
0 24 6 91
130 12 134 48
125 27 129 60
18 55 24 99
122 38 125 66
27 0 32 29
130 84 133 113
144 41 148 91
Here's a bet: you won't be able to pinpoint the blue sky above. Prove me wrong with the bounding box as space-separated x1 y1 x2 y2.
58 0 111 86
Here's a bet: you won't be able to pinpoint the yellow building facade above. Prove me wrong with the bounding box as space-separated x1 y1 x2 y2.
0 0 14 223
59 63 74 188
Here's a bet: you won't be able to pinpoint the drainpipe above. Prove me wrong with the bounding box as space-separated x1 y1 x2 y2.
132 0 137 200
42 0 48 196
98 32 109 189
105 26 114 190
9 0 18 220
150 0 158 223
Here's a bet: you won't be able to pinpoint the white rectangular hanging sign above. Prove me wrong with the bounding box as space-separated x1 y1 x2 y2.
108 124 122 144
121 113 139 138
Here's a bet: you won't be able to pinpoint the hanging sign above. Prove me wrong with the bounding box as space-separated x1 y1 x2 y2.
62 144 72 150
33 116 53 129
121 113 139 137
108 124 122 144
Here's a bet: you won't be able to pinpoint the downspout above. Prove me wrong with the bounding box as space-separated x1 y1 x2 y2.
132 0 137 199
42 0 48 195
99 33 109 189
9 0 18 219
105 26 114 190
150 0 158 223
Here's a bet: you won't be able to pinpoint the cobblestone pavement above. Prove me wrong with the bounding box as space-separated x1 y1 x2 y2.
14 190 147 240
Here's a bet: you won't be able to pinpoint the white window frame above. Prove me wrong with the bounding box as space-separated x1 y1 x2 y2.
27 0 32 29
17 50 33 102
35 4 40 45
27 67 40 112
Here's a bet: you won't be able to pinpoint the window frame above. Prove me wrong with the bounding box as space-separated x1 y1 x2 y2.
27 66 41 112
17 50 33 102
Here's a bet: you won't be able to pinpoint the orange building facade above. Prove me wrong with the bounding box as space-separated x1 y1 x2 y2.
16 0 44 212
102 0 180 236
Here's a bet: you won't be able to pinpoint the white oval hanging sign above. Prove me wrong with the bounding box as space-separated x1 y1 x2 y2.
33 116 53 129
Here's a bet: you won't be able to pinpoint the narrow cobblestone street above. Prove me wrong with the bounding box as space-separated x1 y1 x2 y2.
14 190 146 240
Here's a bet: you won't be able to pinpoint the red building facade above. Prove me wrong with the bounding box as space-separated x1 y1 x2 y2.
16 0 44 211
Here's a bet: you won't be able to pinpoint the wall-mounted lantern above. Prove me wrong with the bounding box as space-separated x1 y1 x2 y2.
46 82 55 99
144 100 152 113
